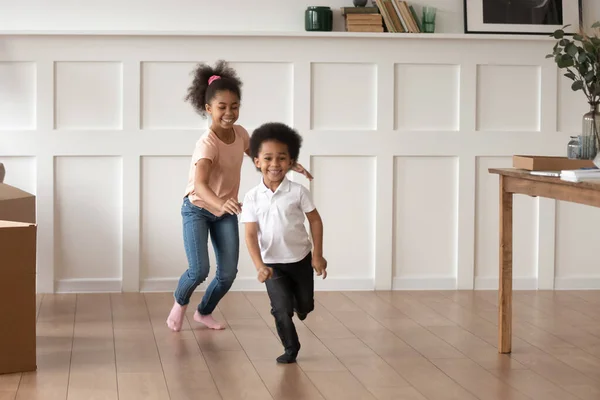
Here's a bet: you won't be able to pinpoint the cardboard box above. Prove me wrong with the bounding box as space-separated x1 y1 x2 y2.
513 155 595 171
0 220 37 374
0 183 36 224
0 182 37 375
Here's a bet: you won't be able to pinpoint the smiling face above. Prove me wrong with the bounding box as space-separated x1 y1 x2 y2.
254 140 293 188
205 90 240 132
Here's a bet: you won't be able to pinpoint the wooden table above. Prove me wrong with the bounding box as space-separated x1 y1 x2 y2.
488 168 600 353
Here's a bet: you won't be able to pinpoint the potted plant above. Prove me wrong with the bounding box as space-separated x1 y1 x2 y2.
547 22 600 162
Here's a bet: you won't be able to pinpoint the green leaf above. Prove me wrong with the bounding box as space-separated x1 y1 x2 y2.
562 54 575 67
584 42 596 53
585 71 596 82
566 43 578 56
574 34 584 41
591 38 600 47
560 39 569 46
578 53 588 63
592 21 600 29
565 71 577 80
572 80 584 91
553 30 565 39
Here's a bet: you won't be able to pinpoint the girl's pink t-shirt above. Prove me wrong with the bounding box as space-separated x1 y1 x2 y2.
184 125 249 216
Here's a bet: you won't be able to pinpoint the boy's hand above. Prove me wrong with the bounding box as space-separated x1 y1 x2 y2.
257 266 273 283
312 256 328 279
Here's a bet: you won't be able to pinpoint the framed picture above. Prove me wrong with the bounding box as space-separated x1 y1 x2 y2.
464 0 583 34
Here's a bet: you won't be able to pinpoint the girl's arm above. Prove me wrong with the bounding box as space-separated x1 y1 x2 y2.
194 159 241 215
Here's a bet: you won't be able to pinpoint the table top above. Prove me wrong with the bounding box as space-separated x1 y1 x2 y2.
489 168 600 191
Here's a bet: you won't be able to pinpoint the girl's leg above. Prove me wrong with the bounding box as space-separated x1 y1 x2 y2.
166 198 211 332
195 213 239 329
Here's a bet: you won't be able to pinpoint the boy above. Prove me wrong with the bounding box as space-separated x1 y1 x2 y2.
240 122 327 364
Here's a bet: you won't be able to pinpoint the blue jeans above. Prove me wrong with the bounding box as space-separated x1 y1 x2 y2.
174 197 239 315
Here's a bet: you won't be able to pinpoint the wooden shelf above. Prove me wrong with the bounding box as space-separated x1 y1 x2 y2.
0 30 556 41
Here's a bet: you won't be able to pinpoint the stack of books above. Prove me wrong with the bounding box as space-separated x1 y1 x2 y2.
341 6 384 32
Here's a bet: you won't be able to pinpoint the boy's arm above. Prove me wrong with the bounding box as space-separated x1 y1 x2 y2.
306 209 327 279
244 222 273 282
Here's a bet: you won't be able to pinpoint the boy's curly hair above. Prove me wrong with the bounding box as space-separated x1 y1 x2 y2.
185 60 243 118
249 122 302 162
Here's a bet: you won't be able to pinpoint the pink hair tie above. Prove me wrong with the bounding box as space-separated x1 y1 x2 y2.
208 75 221 85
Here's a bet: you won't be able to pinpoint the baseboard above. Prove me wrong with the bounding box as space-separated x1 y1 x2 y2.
474 277 537 290
56 276 599 292
140 277 374 292
554 277 600 290
392 276 456 290
55 278 122 293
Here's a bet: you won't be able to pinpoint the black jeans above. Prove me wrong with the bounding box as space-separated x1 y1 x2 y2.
265 253 314 356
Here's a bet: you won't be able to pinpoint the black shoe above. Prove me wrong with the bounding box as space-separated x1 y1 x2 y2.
276 352 297 364
296 311 307 321
276 344 300 364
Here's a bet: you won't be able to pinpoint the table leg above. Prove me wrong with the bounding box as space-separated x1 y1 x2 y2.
499 175 513 354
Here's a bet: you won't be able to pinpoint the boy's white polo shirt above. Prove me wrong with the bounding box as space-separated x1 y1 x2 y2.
240 176 315 264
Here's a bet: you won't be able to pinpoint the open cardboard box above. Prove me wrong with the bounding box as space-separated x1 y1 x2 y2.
0 182 37 375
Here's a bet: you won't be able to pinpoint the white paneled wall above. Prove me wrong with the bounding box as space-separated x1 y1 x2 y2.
311 156 376 289
1 32 599 293
393 157 458 289
54 157 123 291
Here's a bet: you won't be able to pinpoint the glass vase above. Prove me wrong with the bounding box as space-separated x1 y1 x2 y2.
580 102 600 160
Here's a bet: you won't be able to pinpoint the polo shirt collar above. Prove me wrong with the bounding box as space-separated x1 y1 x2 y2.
259 176 291 194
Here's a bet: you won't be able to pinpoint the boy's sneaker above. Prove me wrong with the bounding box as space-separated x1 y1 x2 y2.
295 311 307 321
276 344 300 364
276 352 297 364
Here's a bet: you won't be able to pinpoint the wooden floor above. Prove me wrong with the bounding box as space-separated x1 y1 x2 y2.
3 291 600 400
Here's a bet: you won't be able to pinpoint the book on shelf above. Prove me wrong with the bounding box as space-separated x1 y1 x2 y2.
341 6 380 15
373 0 421 33
345 14 382 23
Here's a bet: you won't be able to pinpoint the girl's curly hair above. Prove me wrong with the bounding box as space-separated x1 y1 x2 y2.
185 60 243 118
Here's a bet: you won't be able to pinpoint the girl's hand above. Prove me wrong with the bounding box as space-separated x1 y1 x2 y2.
312 256 327 279
220 198 241 215
292 163 313 181
257 266 273 283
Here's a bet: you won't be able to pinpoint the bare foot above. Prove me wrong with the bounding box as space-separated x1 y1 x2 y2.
166 301 187 332
194 311 226 330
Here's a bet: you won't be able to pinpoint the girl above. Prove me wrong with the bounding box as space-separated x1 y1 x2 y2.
166 60 312 332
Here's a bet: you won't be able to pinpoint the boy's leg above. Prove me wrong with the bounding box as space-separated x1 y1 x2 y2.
167 198 211 332
195 213 239 330
265 266 300 363
290 253 315 321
